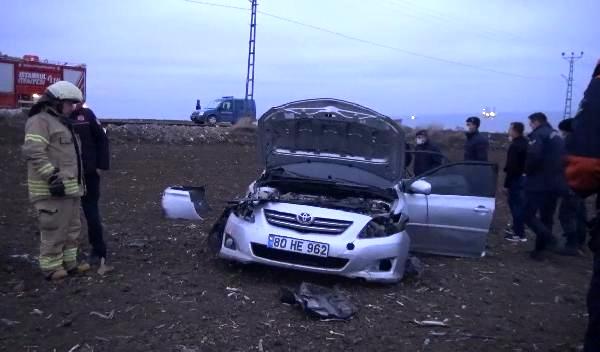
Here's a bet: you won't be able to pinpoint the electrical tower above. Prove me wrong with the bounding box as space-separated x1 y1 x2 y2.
562 51 584 119
244 0 257 113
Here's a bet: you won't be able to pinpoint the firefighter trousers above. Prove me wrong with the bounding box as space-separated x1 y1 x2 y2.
34 197 81 274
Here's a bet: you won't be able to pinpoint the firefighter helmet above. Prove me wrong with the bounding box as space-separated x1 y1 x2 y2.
45 81 83 103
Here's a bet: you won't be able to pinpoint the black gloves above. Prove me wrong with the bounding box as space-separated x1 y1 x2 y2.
48 168 65 197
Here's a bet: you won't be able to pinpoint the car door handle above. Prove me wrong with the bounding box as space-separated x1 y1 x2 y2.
473 206 491 214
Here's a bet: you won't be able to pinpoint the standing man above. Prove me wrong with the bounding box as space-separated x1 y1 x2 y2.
503 122 528 242
523 112 567 260
413 130 443 176
464 116 489 162
557 118 587 256
22 81 89 280
564 59 600 352
70 105 111 270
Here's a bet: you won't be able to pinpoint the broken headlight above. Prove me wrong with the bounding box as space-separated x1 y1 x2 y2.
233 202 255 223
358 213 409 239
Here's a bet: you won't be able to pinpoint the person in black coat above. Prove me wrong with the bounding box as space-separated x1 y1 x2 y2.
404 143 413 175
503 122 528 242
413 130 443 176
564 59 600 352
464 116 489 162
70 106 111 268
556 118 588 256
523 112 568 260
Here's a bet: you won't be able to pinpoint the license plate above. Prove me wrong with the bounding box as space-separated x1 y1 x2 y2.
267 234 329 257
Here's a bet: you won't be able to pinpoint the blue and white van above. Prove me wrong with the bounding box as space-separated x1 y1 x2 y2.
190 97 256 125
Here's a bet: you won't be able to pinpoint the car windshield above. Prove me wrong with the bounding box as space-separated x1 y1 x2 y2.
205 99 222 109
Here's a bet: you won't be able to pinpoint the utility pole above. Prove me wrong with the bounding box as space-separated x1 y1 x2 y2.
562 51 584 120
244 0 257 115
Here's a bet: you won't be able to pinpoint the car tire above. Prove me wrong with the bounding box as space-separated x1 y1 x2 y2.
207 209 230 255
207 228 224 255
207 115 217 126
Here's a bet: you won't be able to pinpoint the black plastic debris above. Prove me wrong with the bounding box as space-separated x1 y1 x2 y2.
280 282 357 320
405 256 425 278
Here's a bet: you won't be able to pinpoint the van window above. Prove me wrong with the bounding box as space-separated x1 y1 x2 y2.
222 101 232 111
206 99 221 109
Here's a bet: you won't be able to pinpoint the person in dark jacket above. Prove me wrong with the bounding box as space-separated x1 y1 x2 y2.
70 106 111 270
503 122 528 242
523 112 567 260
404 143 413 176
564 59 600 352
464 116 489 162
413 130 443 176
557 118 587 256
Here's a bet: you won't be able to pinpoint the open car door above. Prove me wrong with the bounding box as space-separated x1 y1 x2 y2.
403 162 498 257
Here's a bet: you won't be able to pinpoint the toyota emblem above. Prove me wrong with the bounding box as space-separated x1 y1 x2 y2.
296 212 313 225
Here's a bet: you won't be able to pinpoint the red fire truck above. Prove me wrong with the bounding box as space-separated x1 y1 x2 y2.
0 53 86 108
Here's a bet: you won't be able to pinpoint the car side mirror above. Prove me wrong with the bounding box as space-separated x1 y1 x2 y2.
410 180 432 195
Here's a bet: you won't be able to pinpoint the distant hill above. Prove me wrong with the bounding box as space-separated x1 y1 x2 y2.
394 111 564 132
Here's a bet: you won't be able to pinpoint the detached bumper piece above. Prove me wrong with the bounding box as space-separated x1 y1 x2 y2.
280 282 357 320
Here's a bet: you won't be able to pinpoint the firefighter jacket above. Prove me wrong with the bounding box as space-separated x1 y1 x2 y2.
22 106 84 202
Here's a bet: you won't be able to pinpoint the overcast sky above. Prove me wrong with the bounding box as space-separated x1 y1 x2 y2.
2 0 598 130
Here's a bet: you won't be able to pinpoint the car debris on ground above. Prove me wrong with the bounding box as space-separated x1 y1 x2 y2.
280 282 357 320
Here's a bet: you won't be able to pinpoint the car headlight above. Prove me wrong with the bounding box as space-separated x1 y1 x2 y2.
199 111 205 116
358 213 409 239
233 203 255 223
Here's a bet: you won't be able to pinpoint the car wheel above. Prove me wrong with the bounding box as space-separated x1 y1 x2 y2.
207 228 224 255
207 115 217 126
207 209 230 255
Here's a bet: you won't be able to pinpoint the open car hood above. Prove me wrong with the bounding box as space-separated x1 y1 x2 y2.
258 99 406 184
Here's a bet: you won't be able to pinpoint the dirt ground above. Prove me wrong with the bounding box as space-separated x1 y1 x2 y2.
0 129 594 352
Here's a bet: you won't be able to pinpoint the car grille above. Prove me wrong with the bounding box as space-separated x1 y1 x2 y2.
251 243 349 269
263 209 352 234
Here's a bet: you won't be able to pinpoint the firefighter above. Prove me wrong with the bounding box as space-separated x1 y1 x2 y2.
70 104 112 271
464 116 489 162
22 81 89 280
564 59 600 352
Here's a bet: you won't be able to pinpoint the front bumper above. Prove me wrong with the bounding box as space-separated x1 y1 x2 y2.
218 204 411 283
190 113 206 124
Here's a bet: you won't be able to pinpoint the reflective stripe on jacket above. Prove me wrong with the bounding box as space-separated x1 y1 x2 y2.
22 107 84 202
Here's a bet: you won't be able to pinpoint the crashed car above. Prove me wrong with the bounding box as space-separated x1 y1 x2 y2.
163 99 498 283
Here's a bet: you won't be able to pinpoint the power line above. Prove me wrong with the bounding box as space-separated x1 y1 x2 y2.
183 0 542 79
183 0 247 11
375 0 508 42
384 0 527 41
